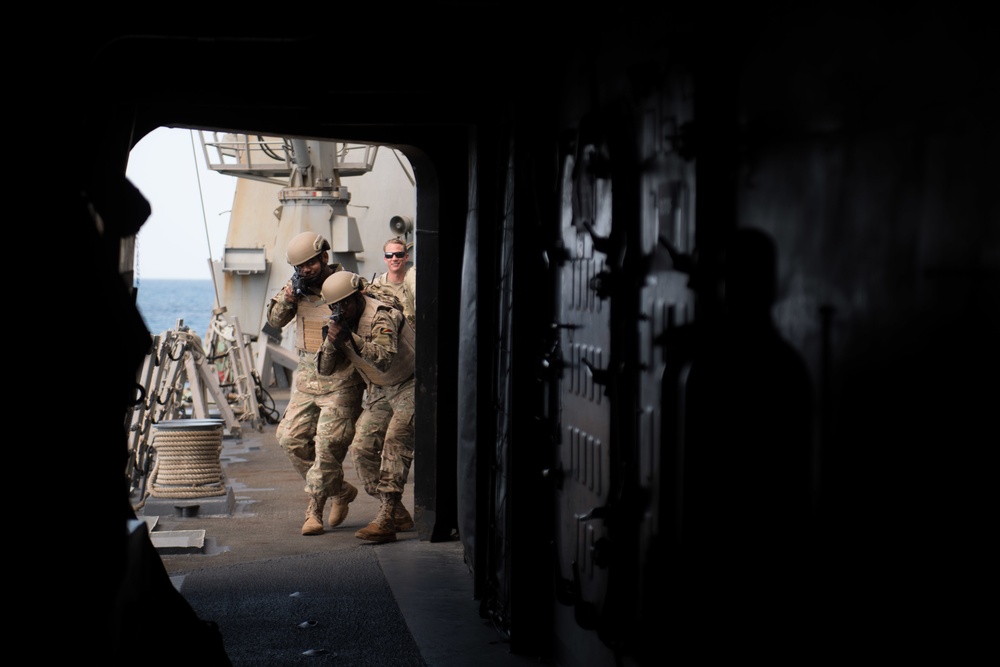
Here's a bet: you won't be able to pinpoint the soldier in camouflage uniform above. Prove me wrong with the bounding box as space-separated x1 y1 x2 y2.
371 236 416 330
316 270 416 543
267 232 366 536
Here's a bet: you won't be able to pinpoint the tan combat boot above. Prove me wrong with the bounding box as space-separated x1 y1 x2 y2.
355 492 399 543
394 501 415 531
327 481 359 528
301 494 327 536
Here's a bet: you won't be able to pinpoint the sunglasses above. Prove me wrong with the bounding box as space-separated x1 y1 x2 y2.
384 251 407 259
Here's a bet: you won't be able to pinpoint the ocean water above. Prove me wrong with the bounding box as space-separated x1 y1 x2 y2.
135 278 217 337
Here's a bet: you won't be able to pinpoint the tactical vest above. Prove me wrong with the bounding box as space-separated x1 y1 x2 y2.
342 296 415 387
294 294 331 353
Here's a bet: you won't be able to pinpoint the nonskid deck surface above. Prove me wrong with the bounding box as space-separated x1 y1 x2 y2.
135 388 538 667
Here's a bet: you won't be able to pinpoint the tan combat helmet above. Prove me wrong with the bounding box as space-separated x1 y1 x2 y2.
286 232 331 266
321 271 364 304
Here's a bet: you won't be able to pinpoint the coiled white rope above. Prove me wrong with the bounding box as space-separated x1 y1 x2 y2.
148 426 227 499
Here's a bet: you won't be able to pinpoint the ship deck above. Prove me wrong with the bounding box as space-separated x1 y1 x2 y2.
131 387 540 667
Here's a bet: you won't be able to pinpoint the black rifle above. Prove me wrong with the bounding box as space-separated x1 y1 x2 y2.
291 270 310 297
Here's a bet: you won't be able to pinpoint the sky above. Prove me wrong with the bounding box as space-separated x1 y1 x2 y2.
126 127 238 280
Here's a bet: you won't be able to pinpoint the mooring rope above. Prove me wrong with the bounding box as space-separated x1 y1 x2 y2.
148 427 227 498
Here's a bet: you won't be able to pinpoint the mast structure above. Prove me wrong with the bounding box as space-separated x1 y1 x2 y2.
198 132 414 389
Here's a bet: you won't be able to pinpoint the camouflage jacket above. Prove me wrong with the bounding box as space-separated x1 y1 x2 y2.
371 267 416 330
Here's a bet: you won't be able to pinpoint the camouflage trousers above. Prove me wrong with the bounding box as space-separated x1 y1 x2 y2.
350 376 415 496
276 382 364 497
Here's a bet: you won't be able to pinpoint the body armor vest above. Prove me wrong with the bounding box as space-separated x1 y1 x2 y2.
294 294 332 353
343 296 415 386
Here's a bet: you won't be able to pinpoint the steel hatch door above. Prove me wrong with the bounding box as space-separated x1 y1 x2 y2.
548 73 697 663
551 140 616 645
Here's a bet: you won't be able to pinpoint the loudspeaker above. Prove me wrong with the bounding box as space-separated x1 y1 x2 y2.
389 215 413 236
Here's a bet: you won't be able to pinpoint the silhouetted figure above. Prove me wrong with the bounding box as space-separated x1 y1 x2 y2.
674 227 816 658
67 175 233 665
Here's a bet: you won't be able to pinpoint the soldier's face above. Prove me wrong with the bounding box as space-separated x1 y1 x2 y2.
295 255 325 282
335 294 360 321
383 244 407 269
